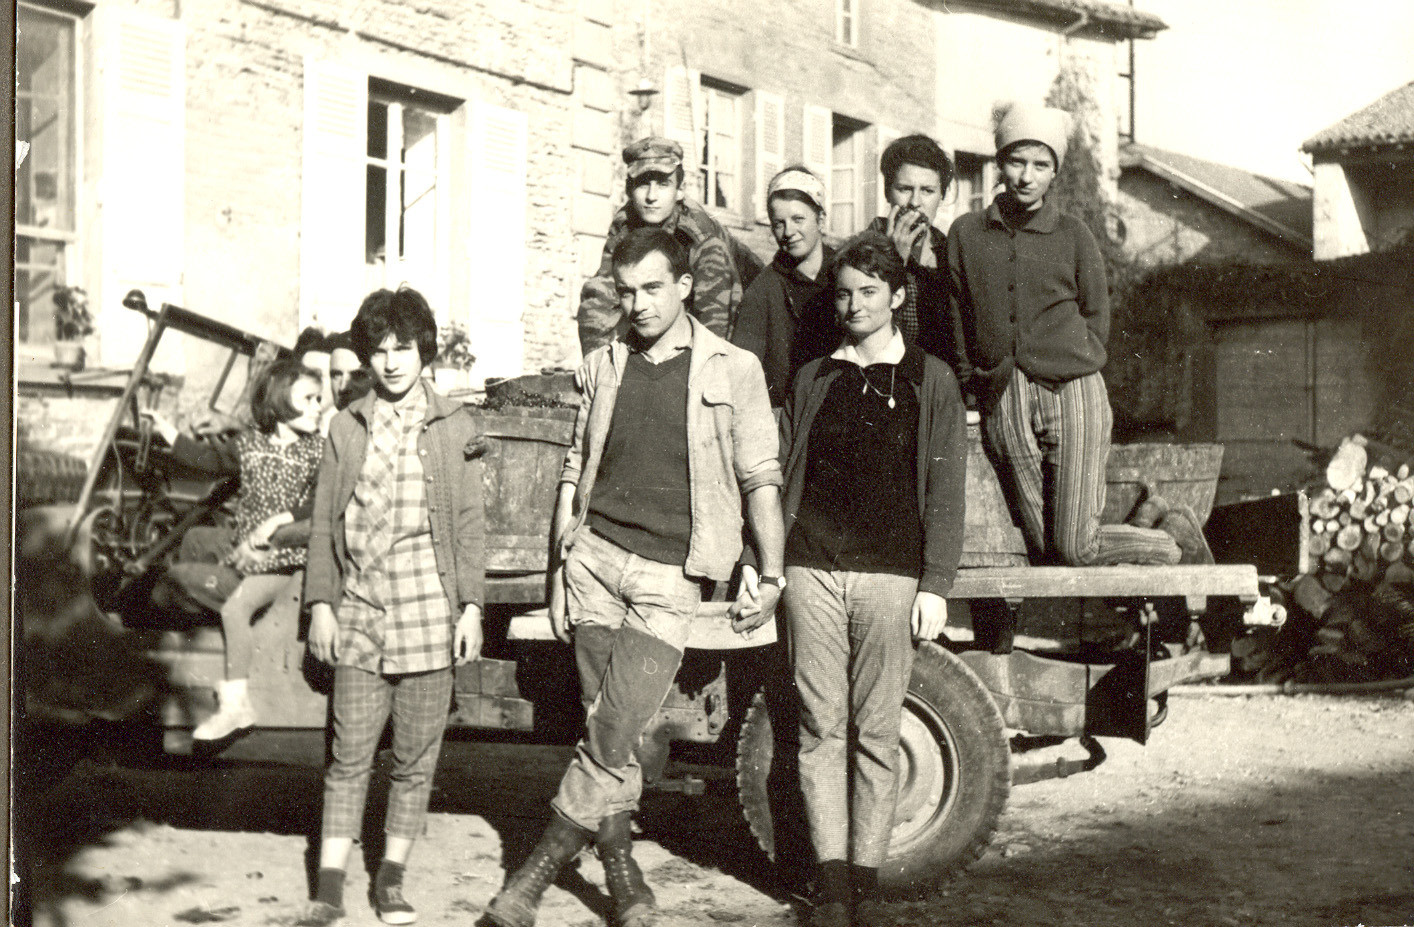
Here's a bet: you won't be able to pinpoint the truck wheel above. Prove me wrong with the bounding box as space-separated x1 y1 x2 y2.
736 642 1010 897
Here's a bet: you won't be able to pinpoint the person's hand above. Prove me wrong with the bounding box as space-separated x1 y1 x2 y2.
230 538 270 573
729 565 781 636
911 591 948 643
190 409 244 440
308 603 340 665
886 204 929 264
454 604 484 665
138 407 180 446
548 566 572 643
247 514 290 551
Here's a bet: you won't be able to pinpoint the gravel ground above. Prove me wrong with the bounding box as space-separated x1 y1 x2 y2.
22 693 1414 927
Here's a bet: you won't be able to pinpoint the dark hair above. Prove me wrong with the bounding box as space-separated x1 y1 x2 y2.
611 227 691 280
831 232 908 294
350 287 439 366
626 165 686 193
251 357 320 434
326 330 355 354
293 326 330 357
880 134 955 190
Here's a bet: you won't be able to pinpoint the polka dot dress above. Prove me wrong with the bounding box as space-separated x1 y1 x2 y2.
224 431 324 573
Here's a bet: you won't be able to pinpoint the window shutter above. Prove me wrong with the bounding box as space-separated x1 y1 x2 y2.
98 9 185 365
466 100 529 383
663 65 703 199
875 125 902 217
802 104 833 209
300 57 367 333
754 91 785 221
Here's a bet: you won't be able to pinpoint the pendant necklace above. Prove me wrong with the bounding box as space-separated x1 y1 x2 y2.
860 366 897 409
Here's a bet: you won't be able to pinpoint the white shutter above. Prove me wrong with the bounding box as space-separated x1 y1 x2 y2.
466 100 528 383
875 125 902 217
802 104 833 211
98 9 185 366
300 58 367 333
663 65 703 200
754 91 786 221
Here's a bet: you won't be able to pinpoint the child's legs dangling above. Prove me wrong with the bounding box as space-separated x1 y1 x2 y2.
218 573 298 679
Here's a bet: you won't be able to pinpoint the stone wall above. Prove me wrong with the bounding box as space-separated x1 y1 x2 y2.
1119 171 1304 267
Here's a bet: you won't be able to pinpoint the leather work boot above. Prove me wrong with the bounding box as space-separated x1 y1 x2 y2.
484 815 593 927
574 624 617 715
807 860 851 927
1157 502 1215 565
597 812 656 927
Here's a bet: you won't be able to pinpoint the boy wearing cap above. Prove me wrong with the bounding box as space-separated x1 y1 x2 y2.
578 136 762 355
946 103 1205 566
866 134 955 360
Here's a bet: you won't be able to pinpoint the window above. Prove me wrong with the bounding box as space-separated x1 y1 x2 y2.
364 82 454 308
836 0 858 47
954 152 996 220
698 80 743 212
830 115 870 237
16 3 78 345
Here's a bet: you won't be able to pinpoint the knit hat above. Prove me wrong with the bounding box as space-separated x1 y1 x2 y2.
623 137 684 178
766 167 827 212
994 103 1070 168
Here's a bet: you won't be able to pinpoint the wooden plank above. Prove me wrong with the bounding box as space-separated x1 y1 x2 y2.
506 603 777 651
947 564 1258 601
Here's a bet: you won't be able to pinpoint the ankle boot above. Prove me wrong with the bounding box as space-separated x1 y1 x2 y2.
193 678 256 740
808 860 851 927
597 812 655 927
484 815 592 927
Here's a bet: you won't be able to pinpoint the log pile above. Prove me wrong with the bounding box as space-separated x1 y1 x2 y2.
1240 436 1414 684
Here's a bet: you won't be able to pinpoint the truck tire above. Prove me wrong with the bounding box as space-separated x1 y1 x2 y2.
736 642 1010 897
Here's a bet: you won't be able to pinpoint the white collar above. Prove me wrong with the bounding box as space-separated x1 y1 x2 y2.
830 328 906 367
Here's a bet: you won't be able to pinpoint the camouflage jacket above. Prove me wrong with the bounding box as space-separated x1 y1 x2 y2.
577 198 758 355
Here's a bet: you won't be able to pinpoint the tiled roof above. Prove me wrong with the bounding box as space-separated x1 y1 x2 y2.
1121 143 1313 249
952 0 1168 38
1303 80 1414 154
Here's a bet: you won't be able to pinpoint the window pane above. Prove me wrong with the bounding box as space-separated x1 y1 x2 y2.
16 236 65 345
16 6 75 231
366 164 388 266
367 100 388 158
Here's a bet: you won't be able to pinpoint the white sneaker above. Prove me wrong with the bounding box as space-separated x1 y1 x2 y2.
193 678 257 740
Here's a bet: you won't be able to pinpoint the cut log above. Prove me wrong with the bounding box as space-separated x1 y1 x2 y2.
1369 465 1390 482
1324 546 1353 568
1398 463 1410 480
1312 518 1329 535
1336 525 1364 551
1352 551 1380 582
1384 523 1406 543
1327 519 1342 534
1364 515 1381 534
1349 499 1368 519
1327 436 1368 491
1309 533 1331 557
1361 532 1381 560
1381 541 1404 562
1311 492 1340 520
1375 510 1390 528
1386 561 1414 585
1293 574 1333 619
1337 488 1358 506
1395 480 1414 505
1392 504 1410 525
1338 512 1353 527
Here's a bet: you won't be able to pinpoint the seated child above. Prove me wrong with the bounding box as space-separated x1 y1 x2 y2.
146 357 325 739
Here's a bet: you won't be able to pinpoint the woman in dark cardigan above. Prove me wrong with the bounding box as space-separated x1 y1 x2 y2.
777 233 967 926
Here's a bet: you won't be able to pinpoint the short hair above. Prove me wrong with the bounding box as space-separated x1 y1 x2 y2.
350 287 439 366
831 232 908 294
611 227 691 280
292 326 330 357
880 134 955 190
326 330 355 355
251 357 320 434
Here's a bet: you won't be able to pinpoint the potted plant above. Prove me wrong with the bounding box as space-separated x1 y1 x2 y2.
433 322 477 394
52 285 94 370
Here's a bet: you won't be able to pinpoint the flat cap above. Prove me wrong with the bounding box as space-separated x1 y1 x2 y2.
623 136 684 178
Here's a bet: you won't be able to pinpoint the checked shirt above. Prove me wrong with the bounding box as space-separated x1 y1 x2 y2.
338 385 455 673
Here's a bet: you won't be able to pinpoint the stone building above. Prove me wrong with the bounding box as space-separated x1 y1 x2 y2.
16 0 1164 455
1303 79 1414 261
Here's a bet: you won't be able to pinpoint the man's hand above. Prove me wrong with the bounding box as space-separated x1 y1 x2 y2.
911 591 948 643
729 564 781 636
308 603 340 665
885 204 929 264
138 408 180 446
548 566 572 643
454 604 484 665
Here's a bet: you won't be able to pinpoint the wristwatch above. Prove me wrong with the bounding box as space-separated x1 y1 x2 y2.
759 574 786 590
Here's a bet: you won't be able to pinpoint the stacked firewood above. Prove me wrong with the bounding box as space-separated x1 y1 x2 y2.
1242 436 1414 684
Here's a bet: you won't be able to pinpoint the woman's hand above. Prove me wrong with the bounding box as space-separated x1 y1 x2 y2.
138 408 180 446
911 591 948 643
885 204 929 264
247 513 293 551
454 604 484 665
230 538 270 574
308 603 340 665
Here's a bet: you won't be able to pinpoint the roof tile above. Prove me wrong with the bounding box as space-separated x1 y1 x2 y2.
1302 80 1414 154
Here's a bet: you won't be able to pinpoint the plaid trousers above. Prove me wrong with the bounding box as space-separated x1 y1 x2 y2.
786 566 918 868
984 368 1179 566
321 664 453 841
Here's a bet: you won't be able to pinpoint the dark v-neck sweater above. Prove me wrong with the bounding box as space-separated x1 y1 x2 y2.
587 348 694 565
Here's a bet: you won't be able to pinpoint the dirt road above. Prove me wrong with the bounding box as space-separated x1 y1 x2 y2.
24 693 1414 927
